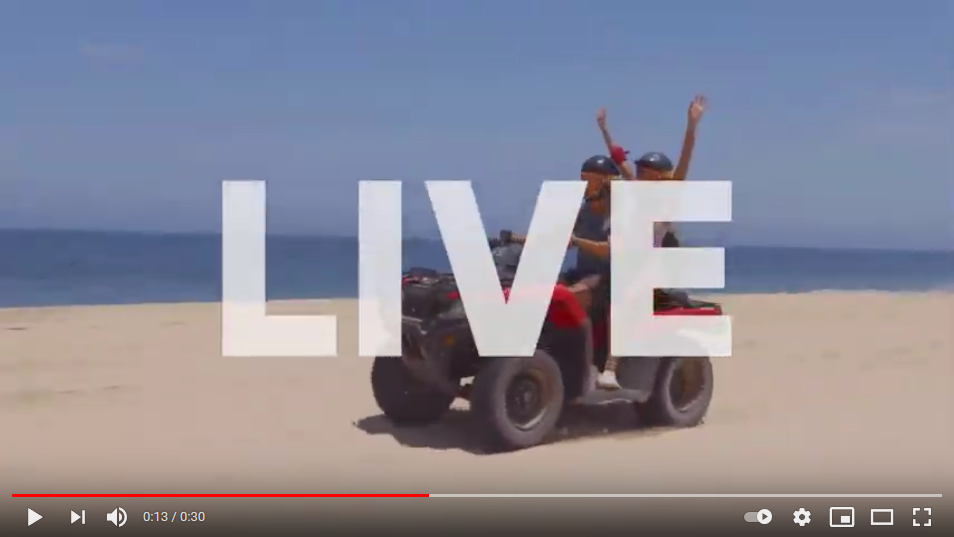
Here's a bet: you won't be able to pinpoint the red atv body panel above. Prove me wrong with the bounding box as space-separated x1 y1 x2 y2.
434 280 722 330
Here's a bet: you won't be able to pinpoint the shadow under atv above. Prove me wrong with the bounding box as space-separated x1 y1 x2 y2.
353 403 678 455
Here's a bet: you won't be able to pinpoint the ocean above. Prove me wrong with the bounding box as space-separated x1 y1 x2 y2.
1 229 952 308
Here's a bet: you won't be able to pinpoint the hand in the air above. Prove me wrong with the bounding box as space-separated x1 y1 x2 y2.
688 95 707 125
596 108 607 130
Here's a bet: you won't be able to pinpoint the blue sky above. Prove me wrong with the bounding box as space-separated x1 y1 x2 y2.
1 0 951 249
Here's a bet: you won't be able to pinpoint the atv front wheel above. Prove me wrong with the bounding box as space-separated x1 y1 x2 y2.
637 357 713 427
470 350 565 452
371 356 455 426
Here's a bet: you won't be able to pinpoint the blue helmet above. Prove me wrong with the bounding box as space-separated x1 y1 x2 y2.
581 156 617 202
581 155 621 176
634 151 674 172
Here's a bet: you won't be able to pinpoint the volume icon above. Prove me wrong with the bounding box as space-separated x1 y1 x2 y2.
106 507 127 527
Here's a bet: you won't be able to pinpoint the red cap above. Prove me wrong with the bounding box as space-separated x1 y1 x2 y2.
610 145 628 165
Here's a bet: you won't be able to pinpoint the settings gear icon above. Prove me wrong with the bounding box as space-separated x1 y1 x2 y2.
793 508 812 526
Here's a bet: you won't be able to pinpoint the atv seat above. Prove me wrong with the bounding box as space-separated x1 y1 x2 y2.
655 289 718 310
557 273 716 312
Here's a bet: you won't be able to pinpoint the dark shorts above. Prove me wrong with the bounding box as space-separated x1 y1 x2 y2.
583 269 611 320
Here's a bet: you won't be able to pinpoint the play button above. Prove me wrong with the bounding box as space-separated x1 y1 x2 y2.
757 509 773 524
27 508 43 526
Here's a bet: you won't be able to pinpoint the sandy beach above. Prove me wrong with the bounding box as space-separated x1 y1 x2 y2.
2 293 952 497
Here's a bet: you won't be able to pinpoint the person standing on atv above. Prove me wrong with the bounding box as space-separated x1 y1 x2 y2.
595 95 708 248
577 96 708 389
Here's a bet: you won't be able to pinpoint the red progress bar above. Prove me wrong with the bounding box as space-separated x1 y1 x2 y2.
13 494 429 498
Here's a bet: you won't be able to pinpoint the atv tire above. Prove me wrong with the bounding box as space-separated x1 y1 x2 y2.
637 357 713 427
371 356 455 426
471 350 565 452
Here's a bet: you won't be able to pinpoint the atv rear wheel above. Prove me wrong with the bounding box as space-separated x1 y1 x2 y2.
637 357 713 427
470 350 565 452
371 356 455 426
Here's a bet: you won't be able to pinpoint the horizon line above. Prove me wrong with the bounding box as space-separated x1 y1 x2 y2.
1 226 951 254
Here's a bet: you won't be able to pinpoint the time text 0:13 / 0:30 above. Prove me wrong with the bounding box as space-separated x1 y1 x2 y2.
143 511 206 522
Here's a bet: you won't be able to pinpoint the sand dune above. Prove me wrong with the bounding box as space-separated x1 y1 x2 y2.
2 293 952 496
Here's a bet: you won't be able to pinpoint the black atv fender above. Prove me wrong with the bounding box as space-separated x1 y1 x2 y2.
614 335 711 403
615 357 662 403
400 317 462 397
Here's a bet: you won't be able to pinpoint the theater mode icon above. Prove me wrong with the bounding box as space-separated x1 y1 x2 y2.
870 508 893 526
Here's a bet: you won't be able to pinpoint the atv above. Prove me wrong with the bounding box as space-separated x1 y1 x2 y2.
371 230 722 452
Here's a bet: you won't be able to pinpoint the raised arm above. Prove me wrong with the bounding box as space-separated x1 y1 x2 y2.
672 95 707 181
596 108 636 181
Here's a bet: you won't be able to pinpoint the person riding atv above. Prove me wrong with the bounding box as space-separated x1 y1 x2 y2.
568 155 623 390
508 154 623 392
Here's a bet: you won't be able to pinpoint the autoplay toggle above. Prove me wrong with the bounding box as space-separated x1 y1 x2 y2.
744 509 773 524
